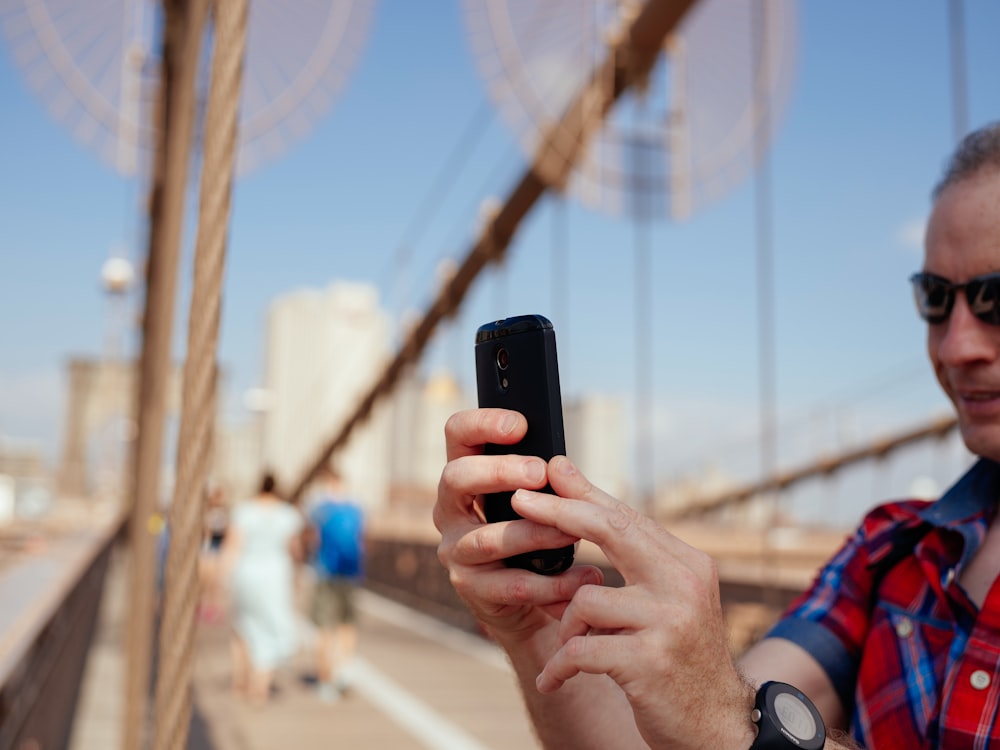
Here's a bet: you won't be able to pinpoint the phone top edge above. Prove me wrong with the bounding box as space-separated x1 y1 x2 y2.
475 314 554 343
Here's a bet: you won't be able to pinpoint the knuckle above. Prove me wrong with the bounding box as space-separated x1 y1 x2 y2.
573 583 602 610
431 497 447 532
688 548 720 590
504 574 532 604
607 500 639 532
435 534 455 569
490 456 524 490
447 566 471 598
469 526 501 560
438 459 461 492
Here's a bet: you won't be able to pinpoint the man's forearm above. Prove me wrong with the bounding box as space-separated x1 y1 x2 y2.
494 628 648 749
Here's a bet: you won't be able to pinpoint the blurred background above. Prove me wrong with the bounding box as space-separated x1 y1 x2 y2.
0 1 998 748
0 0 997 523
2 0 997 525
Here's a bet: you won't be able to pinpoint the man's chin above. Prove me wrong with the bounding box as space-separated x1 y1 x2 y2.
958 423 1000 464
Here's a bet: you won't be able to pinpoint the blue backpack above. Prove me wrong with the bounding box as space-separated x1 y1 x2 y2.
312 500 364 577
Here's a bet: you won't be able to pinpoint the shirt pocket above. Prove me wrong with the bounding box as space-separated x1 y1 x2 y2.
857 606 952 743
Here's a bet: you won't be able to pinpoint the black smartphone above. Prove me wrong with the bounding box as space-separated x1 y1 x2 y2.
475 314 575 575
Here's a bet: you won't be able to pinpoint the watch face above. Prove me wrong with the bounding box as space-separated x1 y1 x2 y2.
755 681 826 750
773 692 817 740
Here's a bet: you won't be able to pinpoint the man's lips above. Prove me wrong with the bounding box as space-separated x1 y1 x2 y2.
953 388 1000 414
956 389 1000 401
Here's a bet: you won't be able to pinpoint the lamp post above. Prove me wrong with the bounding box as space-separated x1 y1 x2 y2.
100 254 135 510
101 255 135 359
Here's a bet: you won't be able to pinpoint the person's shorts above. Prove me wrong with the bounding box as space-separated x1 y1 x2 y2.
310 577 358 628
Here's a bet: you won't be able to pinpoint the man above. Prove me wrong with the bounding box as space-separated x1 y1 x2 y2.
434 121 1000 749
305 466 365 702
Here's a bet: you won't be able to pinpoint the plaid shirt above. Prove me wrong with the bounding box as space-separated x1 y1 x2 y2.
768 459 1000 749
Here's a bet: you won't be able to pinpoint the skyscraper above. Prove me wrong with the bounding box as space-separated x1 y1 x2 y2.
263 281 392 508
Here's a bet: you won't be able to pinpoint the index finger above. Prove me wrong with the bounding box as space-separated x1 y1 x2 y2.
444 408 527 461
517 459 701 577
515 489 695 586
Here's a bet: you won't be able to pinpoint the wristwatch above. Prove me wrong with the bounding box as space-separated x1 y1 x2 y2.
750 681 826 750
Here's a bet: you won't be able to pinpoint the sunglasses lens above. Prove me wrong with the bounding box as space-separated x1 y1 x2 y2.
912 274 951 324
968 277 1000 325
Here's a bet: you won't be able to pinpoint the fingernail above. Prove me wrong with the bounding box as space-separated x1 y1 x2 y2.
525 459 545 484
500 413 517 434
558 458 577 476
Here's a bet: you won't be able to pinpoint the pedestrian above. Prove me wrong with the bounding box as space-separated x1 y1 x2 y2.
198 482 229 623
304 465 365 702
434 120 1000 749
221 472 304 706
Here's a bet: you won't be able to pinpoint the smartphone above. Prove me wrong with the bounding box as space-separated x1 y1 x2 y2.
475 314 575 575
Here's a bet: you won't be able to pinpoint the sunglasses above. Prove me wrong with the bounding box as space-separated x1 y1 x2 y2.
910 271 1000 325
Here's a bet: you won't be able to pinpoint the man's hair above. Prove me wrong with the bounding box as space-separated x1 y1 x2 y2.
933 121 1000 199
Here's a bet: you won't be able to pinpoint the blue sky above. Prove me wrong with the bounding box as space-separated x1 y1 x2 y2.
2 1 1000 498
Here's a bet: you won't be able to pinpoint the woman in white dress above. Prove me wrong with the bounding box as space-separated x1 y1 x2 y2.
222 472 304 705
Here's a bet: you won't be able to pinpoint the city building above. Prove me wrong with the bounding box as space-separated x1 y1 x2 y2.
387 369 470 512
262 281 393 509
564 393 628 502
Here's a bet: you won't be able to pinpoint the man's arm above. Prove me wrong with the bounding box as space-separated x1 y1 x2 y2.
515 455 872 750
738 637 848 732
437 408 860 749
435 409 646 748
494 623 647 749
740 638 868 749
512 633 860 750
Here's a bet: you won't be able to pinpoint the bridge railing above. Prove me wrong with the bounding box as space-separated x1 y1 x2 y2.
0 513 124 750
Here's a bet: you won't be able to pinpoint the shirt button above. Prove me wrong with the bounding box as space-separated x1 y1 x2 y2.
971 670 992 690
895 618 914 638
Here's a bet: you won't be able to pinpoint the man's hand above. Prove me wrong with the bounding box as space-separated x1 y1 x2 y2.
434 408 603 644
516 455 758 750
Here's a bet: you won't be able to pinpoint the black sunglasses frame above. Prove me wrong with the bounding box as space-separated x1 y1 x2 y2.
910 271 1000 326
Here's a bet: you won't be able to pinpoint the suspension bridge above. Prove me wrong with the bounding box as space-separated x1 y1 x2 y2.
0 0 991 748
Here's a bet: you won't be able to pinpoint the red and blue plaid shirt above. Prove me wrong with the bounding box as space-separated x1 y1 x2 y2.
769 459 1000 749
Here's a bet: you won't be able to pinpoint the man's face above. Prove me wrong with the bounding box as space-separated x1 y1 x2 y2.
925 169 1000 461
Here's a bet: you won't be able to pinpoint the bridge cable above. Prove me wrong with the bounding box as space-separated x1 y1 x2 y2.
150 1 247 747
948 0 968 142
122 1 208 747
751 0 780 605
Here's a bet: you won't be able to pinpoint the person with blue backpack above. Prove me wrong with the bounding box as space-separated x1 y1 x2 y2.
304 465 365 702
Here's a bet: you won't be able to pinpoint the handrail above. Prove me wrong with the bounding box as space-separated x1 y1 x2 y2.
0 512 126 750
663 414 959 520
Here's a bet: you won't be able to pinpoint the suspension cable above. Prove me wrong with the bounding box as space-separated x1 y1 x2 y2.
151 0 247 747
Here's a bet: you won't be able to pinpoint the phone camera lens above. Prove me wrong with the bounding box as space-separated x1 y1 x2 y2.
496 348 509 370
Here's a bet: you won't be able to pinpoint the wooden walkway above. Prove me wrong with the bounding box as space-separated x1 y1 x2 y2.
69 548 541 750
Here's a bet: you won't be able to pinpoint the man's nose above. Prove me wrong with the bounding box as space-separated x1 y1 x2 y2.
935 293 1000 365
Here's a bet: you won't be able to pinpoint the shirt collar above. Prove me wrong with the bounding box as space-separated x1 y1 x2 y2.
918 458 1000 528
